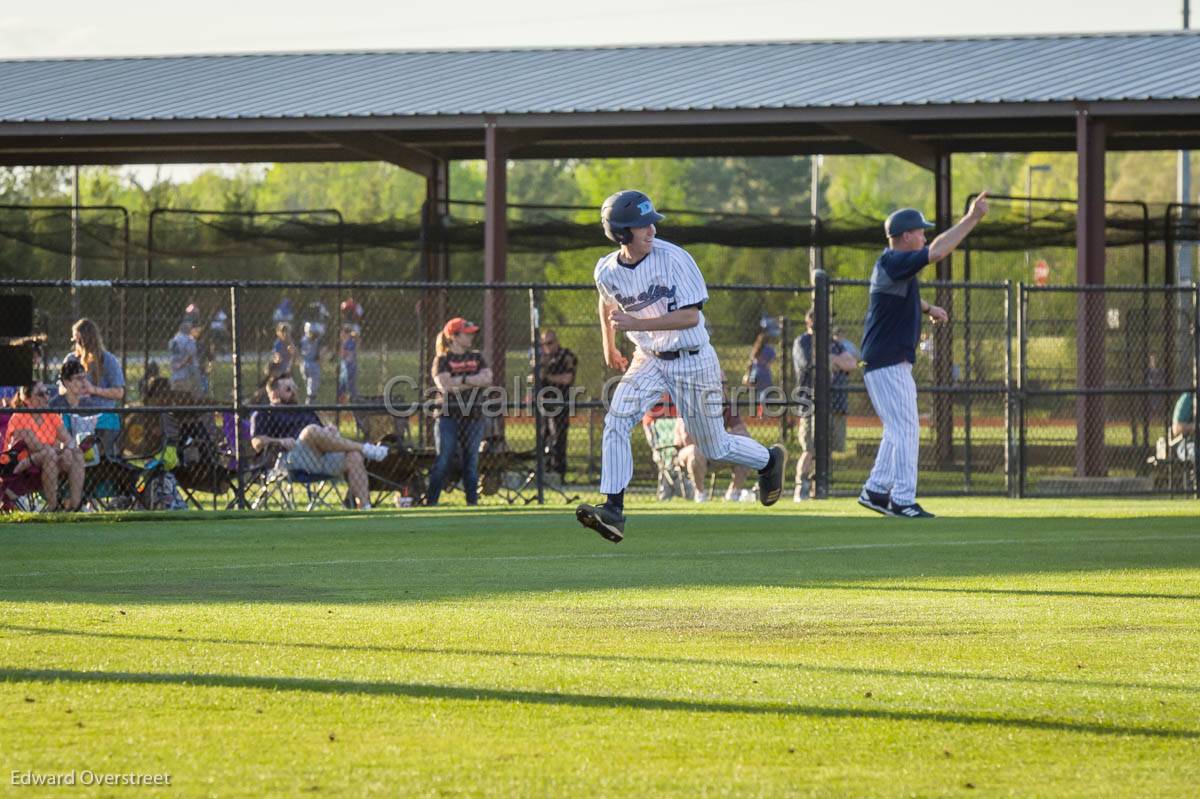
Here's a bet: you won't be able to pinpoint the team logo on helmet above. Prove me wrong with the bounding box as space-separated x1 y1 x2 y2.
601 190 665 244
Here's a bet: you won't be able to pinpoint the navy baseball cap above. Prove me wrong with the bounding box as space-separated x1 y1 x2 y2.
885 208 936 238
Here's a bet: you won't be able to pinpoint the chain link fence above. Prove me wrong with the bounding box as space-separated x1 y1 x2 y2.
3 192 1196 514
1017 284 1200 496
2 279 1198 512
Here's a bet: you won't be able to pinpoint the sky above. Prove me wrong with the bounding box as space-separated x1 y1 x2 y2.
0 0 1189 59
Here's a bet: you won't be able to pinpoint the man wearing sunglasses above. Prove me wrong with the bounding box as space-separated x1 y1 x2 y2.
249 375 391 510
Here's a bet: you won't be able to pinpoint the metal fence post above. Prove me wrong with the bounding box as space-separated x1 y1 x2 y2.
1194 283 1200 499
529 287 545 505
813 269 831 499
778 313 791 446
230 283 247 510
963 280 973 493
1003 280 1015 498
1016 283 1027 498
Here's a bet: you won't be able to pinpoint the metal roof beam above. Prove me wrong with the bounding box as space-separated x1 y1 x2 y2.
825 122 937 171
312 132 439 178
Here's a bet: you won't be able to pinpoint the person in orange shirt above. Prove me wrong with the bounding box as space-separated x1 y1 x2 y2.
5 382 84 511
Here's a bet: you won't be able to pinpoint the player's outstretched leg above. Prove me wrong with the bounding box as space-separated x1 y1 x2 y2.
577 355 662 543
756 444 787 506
576 501 626 543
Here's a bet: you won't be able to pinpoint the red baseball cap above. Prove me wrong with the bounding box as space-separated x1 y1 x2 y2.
443 317 480 337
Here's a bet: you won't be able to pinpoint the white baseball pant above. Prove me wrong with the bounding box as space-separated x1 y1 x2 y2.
863 361 920 505
600 344 770 494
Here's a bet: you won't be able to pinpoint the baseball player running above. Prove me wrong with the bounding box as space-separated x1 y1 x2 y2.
857 192 989 519
576 190 787 543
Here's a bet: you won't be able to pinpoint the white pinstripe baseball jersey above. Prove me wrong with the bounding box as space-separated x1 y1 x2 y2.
594 239 710 353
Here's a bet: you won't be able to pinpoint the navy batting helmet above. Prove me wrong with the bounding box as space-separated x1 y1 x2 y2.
885 208 935 238
601 190 665 244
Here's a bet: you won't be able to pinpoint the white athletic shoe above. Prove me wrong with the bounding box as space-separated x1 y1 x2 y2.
361 443 389 462
792 487 805 503
694 491 709 503
723 487 738 501
739 489 756 503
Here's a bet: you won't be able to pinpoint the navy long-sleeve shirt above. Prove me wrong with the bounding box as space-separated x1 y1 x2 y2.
860 247 930 373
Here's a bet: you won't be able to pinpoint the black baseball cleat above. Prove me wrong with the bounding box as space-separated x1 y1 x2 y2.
857 488 893 516
757 444 788 507
576 502 626 543
889 501 935 518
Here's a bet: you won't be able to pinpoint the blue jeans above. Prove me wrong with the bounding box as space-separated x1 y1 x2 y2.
426 415 484 505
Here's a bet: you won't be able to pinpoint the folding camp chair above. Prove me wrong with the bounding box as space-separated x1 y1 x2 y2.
0 442 44 513
244 448 348 511
364 437 435 507
645 416 693 501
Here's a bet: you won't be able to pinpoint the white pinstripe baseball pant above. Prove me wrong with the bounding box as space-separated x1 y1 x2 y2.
863 361 920 505
600 345 770 494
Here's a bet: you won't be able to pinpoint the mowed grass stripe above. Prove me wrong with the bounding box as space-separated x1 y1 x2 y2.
2 533 1199 581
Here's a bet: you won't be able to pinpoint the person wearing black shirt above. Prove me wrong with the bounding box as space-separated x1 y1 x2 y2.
249 375 390 509
791 308 858 501
857 194 988 518
536 330 577 481
427 318 493 506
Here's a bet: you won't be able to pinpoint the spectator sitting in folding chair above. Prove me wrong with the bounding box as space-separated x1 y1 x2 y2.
49 359 111 444
249 375 391 510
4 382 84 511
674 404 756 504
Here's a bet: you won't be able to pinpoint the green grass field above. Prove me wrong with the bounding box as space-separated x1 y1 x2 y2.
3 500 1199 797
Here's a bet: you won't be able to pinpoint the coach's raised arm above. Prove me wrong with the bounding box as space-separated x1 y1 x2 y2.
928 191 990 263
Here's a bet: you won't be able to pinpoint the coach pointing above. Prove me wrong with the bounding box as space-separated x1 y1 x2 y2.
857 192 989 519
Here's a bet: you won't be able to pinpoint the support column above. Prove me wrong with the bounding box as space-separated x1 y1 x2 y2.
1076 111 1107 477
932 153 954 467
484 124 509 405
420 158 450 446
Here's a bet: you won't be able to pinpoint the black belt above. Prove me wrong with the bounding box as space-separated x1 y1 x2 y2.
651 348 700 361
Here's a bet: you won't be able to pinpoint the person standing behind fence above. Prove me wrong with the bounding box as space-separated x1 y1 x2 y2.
338 323 359 403
857 194 988 519
168 320 201 396
64 318 124 456
426 318 493 506
743 330 777 414
793 308 859 501
67 319 124 407
271 322 296 379
575 190 787 544
300 321 323 405
193 324 214 397
830 325 859 452
537 329 577 483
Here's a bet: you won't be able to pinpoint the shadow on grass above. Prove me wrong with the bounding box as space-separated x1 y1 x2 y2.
2 666 1195 740
1 514 1197 605
5 624 1197 696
